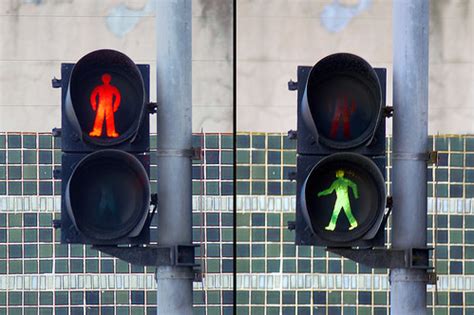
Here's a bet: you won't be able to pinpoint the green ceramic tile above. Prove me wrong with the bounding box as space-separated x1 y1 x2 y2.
7 135 21 149
70 244 84 257
221 228 234 242
251 244 264 257
282 181 296 195
53 151 61 164
434 137 449 151
85 259 99 273
251 166 265 179
267 244 280 257
251 135 265 149
221 151 233 164
206 166 219 179
267 151 281 165
206 182 219 195
464 136 474 151
466 185 474 198
52 139 61 153
9 229 22 242
237 228 250 242
9 260 22 274
450 137 464 151
54 259 68 273
24 292 38 306
192 135 203 147
237 181 250 195
207 259 220 272
237 166 250 179
250 291 264 305
450 153 463 167
24 260 38 273
23 150 37 164
8 166 21 180
251 150 265 164
7 150 21 164
237 290 249 304
251 181 265 195
282 259 296 272
283 135 296 150
237 135 250 148
8 214 21 227
328 291 341 304
39 260 52 274
24 229 37 243
23 181 37 195
205 135 219 149
251 259 265 272
268 135 281 149
39 135 53 149
221 135 233 149
237 151 250 164
0 261 6 274
192 181 202 195
23 165 37 179
267 166 281 179
283 151 296 165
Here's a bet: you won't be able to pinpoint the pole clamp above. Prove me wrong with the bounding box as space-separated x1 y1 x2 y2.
156 147 202 160
392 151 438 165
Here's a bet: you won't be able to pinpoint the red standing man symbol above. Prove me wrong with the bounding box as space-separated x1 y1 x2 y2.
330 96 356 139
89 73 121 138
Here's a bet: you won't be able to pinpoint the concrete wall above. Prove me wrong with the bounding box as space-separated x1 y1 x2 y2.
0 0 473 134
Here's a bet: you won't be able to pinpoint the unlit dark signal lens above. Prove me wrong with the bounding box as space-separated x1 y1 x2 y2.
66 150 150 241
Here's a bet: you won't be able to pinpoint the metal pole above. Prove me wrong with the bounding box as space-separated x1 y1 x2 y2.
391 1 429 314
155 1 193 315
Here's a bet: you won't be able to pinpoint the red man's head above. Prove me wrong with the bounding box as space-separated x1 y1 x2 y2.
101 73 112 84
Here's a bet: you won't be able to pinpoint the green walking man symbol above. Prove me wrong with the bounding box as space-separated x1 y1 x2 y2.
317 169 359 231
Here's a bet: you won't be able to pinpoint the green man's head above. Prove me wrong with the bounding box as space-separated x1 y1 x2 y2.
336 169 344 178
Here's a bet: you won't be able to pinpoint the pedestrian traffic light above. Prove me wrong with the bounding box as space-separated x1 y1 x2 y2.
57 49 151 245
294 53 387 247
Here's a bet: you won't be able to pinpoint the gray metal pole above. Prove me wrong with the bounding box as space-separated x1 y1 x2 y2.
155 1 193 314
391 1 429 314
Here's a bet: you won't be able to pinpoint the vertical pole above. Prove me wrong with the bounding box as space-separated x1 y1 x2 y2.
155 1 193 315
391 1 429 314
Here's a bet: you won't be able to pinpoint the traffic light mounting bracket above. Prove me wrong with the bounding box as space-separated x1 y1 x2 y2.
92 244 199 268
326 247 434 272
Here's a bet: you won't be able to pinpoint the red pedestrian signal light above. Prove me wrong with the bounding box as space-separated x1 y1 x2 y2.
89 73 121 138
65 49 146 147
294 53 388 248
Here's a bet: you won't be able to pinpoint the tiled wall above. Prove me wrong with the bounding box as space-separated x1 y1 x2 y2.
0 132 473 314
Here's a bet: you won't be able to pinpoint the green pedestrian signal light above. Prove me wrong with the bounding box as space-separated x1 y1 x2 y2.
317 169 359 232
294 53 388 248
301 153 386 244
